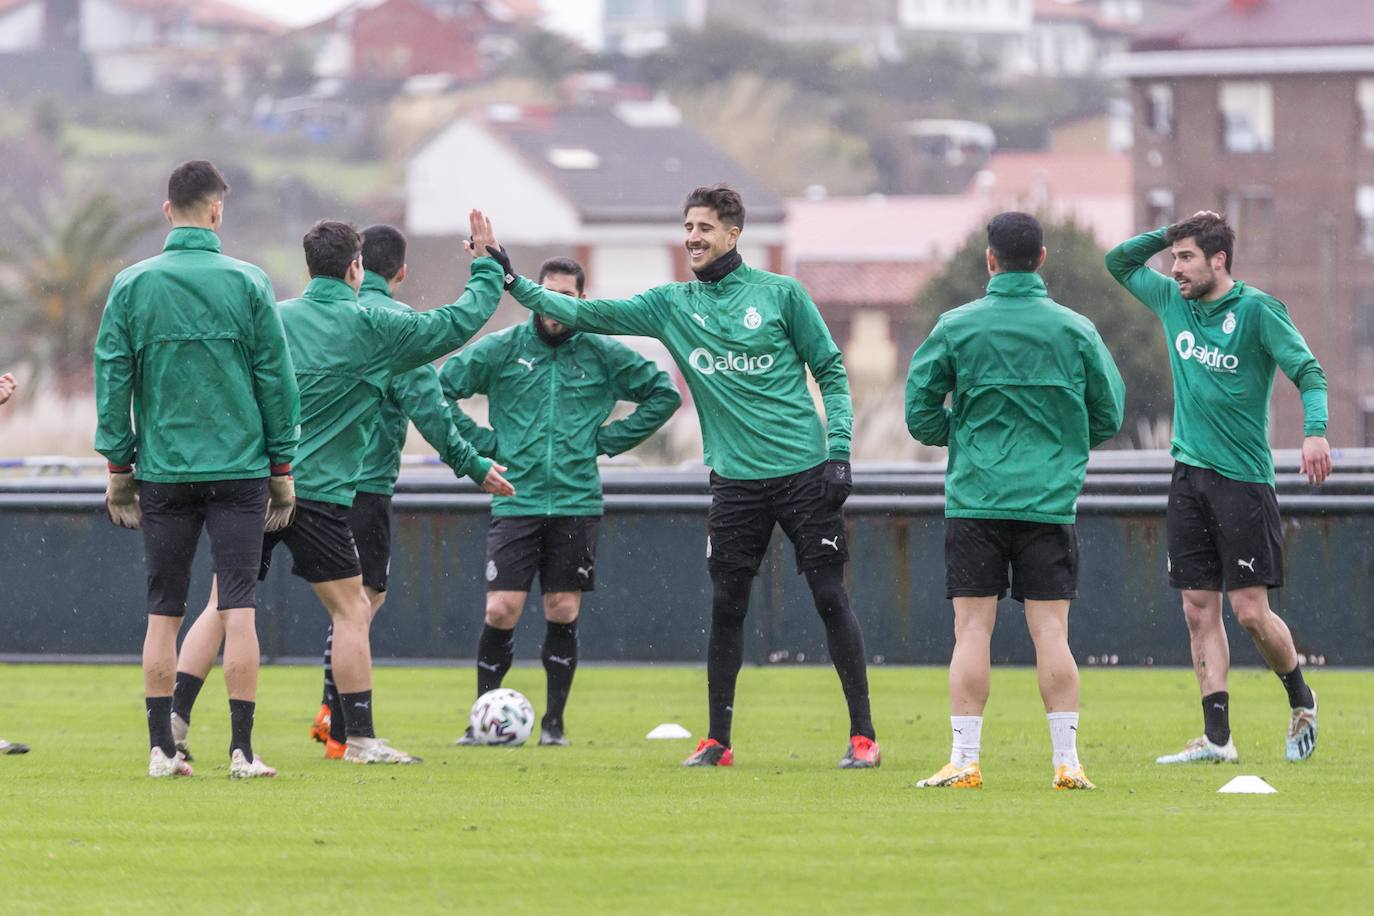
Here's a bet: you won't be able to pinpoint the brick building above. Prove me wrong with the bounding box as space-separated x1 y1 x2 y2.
1110 0 1374 446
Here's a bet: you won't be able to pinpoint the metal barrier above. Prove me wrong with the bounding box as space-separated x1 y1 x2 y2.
1 457 1370 666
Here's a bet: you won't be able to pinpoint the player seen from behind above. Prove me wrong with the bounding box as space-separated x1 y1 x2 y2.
906 212 1125 790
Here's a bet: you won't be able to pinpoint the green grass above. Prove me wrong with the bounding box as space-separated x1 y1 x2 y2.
3 665 1371 914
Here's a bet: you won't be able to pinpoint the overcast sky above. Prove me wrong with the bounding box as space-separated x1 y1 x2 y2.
225 0 604 48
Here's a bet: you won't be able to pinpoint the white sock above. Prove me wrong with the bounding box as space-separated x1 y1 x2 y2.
950 716 982 766
1048 712 1079 769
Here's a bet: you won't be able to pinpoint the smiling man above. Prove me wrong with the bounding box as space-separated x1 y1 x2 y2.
479 187 880 769
1106 211 1329 765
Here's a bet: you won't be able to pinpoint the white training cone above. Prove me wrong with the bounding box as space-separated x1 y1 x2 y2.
646 723 692 740
1218 775 1276 794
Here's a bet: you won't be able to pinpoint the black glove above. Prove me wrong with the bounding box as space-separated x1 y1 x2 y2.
820 459 852 509
484 245 517 290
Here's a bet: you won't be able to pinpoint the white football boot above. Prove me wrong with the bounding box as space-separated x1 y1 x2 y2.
170 712 193 762
148 747 193 777
343 736 422 765
1285 691 1318 762
1156 735 1239 765
229 748 278 779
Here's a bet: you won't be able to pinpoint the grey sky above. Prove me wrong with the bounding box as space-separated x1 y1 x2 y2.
225 0 604 47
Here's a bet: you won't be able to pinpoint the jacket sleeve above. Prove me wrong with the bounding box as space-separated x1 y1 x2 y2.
787 280 852 461
438 339 500 458
93 280 138 467
1259 298 1328 436
392 363 491 483
905 319 954 447
509 276 666 338
377 259 503 373
1082 325 1127 448
249 278 300 467
596 343 682 457
1104 228 1175 318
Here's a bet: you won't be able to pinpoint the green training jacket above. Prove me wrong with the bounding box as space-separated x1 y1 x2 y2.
279 259 502 507
508 261 850 481
1106 229 1327 485
354 271 491 495
440 316 681 516
906 271 1126 524
94 227 300 482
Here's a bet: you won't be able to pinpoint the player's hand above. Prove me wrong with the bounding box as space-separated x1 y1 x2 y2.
105 471 141 529
265 472 296 532
819 459 852 509
481 462 515 497
1191 210 1221 220
1299 436 1331 486
0 372 15 405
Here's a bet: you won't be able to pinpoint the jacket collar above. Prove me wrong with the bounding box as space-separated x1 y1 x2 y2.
1191 280 1245 317
985 271 1047 298
163 227 222 253
302 275 358 303
360 270 393 299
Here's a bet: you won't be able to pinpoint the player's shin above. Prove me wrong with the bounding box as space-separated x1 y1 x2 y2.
706 570 752 747
805 564 874 740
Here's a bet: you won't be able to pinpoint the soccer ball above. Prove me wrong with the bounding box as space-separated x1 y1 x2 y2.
469 688 536 746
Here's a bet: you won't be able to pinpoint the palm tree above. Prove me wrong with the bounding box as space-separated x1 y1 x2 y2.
0 190 158 394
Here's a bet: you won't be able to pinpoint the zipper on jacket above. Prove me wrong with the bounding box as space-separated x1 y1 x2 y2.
546 354 558 516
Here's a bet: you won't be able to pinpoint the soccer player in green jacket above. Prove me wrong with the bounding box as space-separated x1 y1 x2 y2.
441 257 681 747
906 212 1125 791
0 370 29 756
94 161 300 779
1107 212 1329 765
475 187 881 769
172 215 508 766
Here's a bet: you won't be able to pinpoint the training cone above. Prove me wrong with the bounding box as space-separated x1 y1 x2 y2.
1218 775 1276 794
646 723 692 740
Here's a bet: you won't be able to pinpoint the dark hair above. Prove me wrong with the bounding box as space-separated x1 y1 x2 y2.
1166 213 1235 272
683 184 745 229
537 256 585 294
167 160 229 212
302 220 362 280
986 212 1044 272
361 224 406 281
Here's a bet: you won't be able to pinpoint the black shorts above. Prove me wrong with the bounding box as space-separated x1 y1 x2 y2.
944 517 1079 602
260 498 362 584
707 463 848 577
347 492 393 593
141 478 269 617
1167 462 1283 591
485 516 599 593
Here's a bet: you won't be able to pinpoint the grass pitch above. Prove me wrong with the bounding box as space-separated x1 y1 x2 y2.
3 664 1371 914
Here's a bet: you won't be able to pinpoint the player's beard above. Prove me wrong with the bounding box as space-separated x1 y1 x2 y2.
1178 272 1216 301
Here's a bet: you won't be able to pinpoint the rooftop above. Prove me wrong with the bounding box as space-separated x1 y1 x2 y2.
1132 0 1374 51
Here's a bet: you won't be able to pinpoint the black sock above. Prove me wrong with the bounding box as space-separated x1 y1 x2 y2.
229 699 255 762
321 625 334 706
1202 690 1231 746
146 696 175 757
805 564 875 741
707 570 753 747
1277 664 1314 709
172 672 204 725
341 690 374 739
323 626 345 743
476 623 515 696
541 620 579 730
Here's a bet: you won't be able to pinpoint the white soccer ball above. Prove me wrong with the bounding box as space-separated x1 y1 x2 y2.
469 688 536 746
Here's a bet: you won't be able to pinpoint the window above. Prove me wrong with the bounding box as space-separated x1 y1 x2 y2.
1358 186 1374 254
1146 188 1174 229
1360 79 1374 150
1146 83 1173 136
1224 186 1274 256
1219 81 1274 153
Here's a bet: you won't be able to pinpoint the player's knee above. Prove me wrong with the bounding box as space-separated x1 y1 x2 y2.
543 594 579 624
1230 595 1270 631
1181 591 1220 631
710 571 752 628
485 596 522 629
804 563 848 621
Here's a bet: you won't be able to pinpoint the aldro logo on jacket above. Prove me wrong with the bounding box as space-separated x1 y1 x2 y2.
1175 331 1239 373
688 348 775 376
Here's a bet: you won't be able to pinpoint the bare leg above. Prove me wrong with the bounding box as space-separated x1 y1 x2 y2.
949 596 997 716
1228 586 1299 674
312 577 373 694
143 614 183 697
1024 599 1078 712
177 578 225 681
1182 589 1228 696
